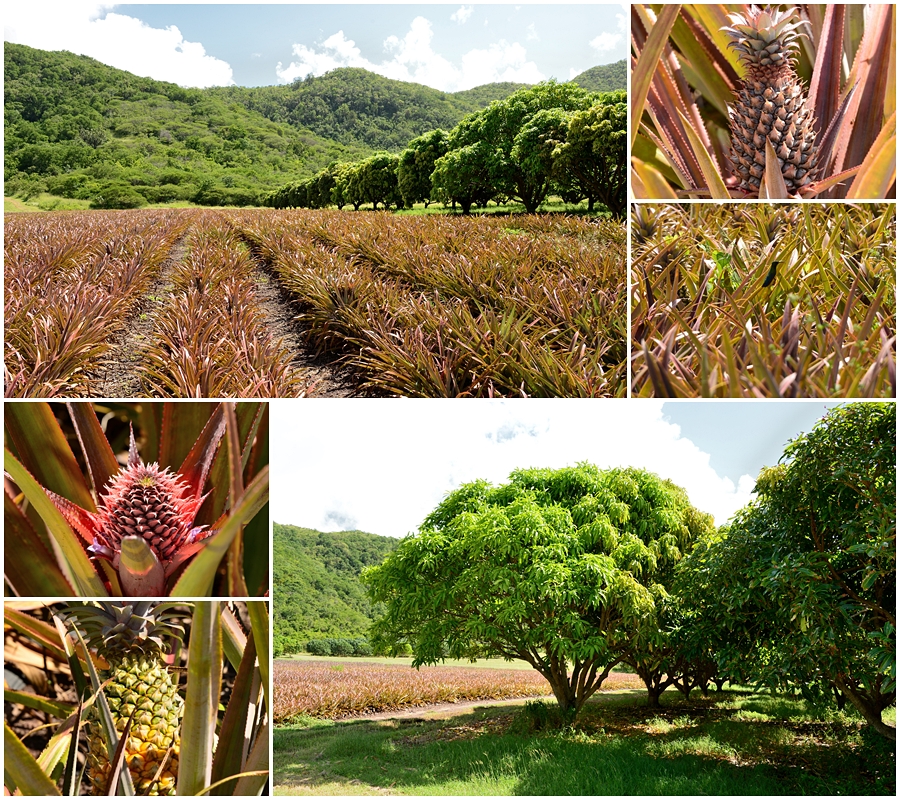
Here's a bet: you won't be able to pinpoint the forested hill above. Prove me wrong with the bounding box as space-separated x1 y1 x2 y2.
571 59 627 93
4 42 623 207
273 523 400 656
214 69 529 152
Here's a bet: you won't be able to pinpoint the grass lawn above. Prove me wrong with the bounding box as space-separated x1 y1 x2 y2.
274 689 896 796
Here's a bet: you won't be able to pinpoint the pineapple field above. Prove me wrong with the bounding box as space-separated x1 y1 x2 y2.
632 203 896 397
273 659 645 722
4 208 626 398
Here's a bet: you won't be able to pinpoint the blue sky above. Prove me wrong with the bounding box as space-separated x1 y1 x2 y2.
270 399 848 538
4 2 627 91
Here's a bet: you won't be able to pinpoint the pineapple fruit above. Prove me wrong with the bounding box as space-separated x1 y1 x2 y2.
723 5 818 195
64 602 185 795
48 427 215 596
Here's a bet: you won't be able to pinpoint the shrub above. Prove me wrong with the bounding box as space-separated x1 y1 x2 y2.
306 639 331 656
90 181 146 209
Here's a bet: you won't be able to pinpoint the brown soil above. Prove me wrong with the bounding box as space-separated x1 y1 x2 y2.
89 234 187 398
248 253 362 397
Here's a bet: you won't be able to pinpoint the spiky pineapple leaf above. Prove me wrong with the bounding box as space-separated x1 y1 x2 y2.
178 601 222 797
170 466 269 597
210 624 258 795
4 450 107 597
631 4 682 149
66 402 120 502
4 402 96 512
232 719 269 797
847 113 897 199
247 601 270 711
160 402 221 487
4 720 62 796
4 494 74 596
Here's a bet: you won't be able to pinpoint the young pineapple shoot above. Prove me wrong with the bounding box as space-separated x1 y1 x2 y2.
65 602 186 796
723 5 817 195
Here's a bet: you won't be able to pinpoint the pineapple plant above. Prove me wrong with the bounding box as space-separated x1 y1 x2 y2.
46 428 216 597
723 5 818 195
63 602 186 795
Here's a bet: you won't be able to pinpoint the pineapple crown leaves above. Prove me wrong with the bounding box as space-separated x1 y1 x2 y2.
723 6 808 69
45 407 228 596
62 601 187 662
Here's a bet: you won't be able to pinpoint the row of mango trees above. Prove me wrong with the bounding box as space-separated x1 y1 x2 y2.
364 403 895 739
266 82 626 217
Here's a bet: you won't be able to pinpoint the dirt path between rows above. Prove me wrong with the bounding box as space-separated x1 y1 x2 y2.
338 695 551 723
336 687 649 724
248 247 365 397
91 234 188 398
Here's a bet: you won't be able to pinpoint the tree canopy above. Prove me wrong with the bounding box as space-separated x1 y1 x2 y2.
678 403 896 739
363 464 714 717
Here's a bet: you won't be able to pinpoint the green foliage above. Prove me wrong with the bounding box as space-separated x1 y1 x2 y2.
364 464 714 717
5 44 534 209
397 129 449 208
89 181 147 209
305 637 373 657
272 524 400 657
439 81 597 213
679 403 896 738
553 93 627 217
226 68 528 152
570 60 628 93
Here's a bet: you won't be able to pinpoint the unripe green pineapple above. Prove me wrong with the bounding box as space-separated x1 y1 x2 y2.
723 5 818 195
64 602 186 796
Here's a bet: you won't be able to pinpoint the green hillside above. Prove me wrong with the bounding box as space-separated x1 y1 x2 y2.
216 69 529 152
3 43 529 206
4 43 620 208
273 523 400 656
572 59 627 93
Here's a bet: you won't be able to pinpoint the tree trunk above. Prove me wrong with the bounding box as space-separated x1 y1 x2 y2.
835 676 896 740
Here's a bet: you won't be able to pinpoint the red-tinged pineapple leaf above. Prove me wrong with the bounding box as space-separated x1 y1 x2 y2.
176 404 227 503
836 5 893 175
66 402 119 500
631 4 682 149
42 489 98 545
4 402 96 512
808 4 845 139
847 113 896 199
159 402 219 479
4 450 107 597
4 493 74 597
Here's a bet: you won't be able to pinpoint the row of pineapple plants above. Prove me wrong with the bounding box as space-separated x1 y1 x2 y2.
139 212 309 397
5 600 269 796
4 211 193 397
234 209 628 397
631 203 896 397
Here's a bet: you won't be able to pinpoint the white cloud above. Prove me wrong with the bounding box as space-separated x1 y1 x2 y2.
590 32 624 54
451 5 474 25
526 23 539 41
271 400 756 539
4 2 233 87
276 17 544 92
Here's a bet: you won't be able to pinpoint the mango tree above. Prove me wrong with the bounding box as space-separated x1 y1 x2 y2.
679 403 895 739
553 93 627 217
364 464 714 720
